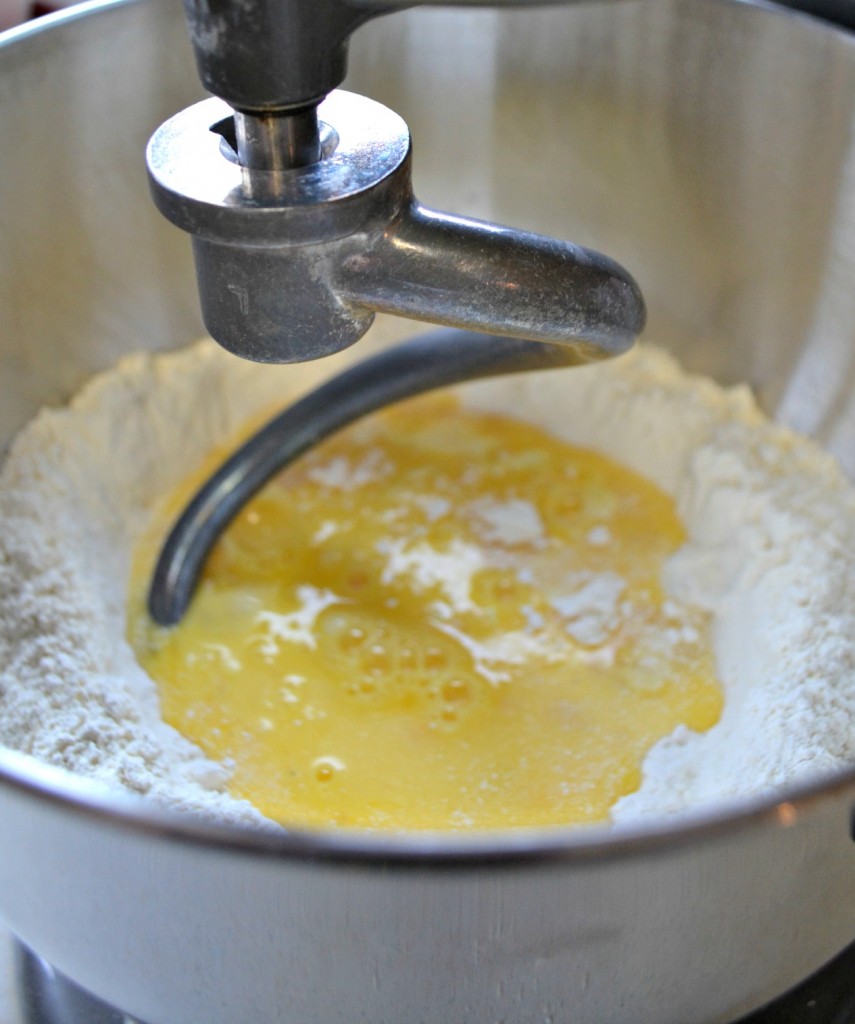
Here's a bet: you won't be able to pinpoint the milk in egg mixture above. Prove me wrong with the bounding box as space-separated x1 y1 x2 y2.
130 393 722 831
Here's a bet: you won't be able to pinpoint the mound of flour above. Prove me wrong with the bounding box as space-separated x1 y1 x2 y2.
0 332 853 827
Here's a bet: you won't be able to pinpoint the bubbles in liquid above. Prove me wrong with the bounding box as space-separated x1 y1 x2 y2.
424 647 447 670
313 756 344 783
442 679 469 704
363 644 391 675
339 627 365 652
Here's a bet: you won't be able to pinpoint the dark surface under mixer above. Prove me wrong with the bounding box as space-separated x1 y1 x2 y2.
13 935 855 1024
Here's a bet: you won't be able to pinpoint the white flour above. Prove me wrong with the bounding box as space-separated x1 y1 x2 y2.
0 328 853 828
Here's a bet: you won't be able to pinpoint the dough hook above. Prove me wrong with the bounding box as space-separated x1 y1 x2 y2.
149 328 599 625
145 0 647 624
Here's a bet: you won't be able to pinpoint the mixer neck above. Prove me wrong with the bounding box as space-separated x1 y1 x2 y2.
182 0 397 112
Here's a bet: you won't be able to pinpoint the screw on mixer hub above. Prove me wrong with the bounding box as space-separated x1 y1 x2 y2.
233 106 323 172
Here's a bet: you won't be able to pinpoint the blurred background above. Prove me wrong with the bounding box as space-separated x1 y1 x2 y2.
3 0 855 32
0 0 79 31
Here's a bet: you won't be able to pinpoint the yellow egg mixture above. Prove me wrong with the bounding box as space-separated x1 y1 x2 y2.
129 394 721 831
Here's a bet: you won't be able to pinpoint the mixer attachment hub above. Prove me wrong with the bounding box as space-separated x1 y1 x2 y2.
147 90 645 364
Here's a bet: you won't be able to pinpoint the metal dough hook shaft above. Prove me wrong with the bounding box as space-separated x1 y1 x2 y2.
148 329 595 626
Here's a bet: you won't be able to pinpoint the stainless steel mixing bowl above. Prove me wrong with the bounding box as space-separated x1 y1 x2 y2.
1 1 854 1022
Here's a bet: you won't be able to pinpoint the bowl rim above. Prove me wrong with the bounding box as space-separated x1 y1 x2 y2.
2 736 854 870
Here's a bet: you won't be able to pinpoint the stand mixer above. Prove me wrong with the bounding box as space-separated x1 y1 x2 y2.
144 0 646 623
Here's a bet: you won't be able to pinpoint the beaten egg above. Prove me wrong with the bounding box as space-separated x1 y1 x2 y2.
129 393 721 830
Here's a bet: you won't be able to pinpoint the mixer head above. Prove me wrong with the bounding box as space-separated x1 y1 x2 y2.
146 0 646 365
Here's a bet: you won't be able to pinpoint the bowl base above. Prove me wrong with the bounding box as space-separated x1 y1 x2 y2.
11 937 855 1024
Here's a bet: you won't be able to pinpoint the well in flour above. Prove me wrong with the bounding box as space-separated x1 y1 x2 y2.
0 335 853 827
